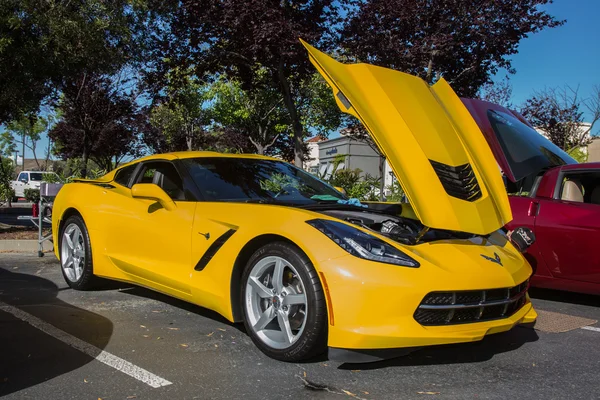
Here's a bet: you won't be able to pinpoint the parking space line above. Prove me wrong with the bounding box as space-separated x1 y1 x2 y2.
0 301 172 388
581 326 600 333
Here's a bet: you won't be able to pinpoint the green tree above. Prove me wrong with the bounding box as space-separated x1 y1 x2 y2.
0 0 139 123
0 155 15 206
148 69 211 152
208 72 290 155
1 113 51 170
144 0 341 166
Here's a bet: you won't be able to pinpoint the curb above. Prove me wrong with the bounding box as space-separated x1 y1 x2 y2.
0 240 53 252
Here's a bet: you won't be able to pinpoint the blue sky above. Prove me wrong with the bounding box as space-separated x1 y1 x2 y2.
17 0 600 159
496 0 600 133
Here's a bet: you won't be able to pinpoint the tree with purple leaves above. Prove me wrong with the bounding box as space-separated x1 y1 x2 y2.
341 0 563 97
49 74 144 177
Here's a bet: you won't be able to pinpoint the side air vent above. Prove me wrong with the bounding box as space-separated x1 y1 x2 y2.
430 160 482 201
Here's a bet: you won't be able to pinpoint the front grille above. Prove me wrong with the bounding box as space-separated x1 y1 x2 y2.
414 280 529 326
430 160 482 201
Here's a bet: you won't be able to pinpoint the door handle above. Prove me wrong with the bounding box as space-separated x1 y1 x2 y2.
527 201 539 217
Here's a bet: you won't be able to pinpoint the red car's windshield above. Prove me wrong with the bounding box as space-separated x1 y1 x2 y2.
487 109 576 182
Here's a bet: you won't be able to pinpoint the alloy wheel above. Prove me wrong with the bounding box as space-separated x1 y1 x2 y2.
245 256 308 349
61 223 86 282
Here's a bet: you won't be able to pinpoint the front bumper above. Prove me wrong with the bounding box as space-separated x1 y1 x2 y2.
316 250 536 353
328 304 537 363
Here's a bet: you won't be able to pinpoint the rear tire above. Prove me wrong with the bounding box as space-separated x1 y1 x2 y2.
59 215 99 290
241 241 327 362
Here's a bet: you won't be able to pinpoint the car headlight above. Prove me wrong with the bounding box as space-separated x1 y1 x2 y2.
307 219 419 268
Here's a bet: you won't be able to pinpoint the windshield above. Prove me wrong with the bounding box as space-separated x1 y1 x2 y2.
29 173 44 181
181 157 347 204
487 110 576 182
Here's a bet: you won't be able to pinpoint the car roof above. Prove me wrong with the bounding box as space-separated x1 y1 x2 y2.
560 162 600 171
115 151 284 171
134 151 280 162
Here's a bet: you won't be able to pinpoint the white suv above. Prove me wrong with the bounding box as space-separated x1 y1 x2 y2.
11 171 60 198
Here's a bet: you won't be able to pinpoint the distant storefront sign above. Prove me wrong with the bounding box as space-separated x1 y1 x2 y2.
325 147 338 156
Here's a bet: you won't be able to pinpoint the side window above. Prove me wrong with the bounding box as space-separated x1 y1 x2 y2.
114 164 137 187
558 171 600 205
135 161 186 201
17 172 28 182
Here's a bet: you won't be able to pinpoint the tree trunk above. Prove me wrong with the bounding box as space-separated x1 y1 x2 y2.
21 133 25 173
31 141 40 170
277 62 304 167
81 145 90 178
44 138 52 170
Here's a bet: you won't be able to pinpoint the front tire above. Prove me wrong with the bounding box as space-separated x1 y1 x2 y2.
59 215 98 290
241 242 327 361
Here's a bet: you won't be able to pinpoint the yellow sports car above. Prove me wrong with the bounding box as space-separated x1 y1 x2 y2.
52 42 536 363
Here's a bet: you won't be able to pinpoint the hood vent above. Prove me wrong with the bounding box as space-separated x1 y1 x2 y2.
430 160 482 202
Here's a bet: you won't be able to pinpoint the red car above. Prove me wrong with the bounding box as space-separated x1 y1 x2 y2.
463 98 600 295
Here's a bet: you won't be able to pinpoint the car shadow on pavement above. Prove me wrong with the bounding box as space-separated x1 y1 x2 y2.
0 268 113 397
338 326 539 370
116 285 243 330
529 288 600 307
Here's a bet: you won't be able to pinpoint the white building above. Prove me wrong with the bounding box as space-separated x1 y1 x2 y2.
302 136 322 175
589 136 600 162
305 135 396 195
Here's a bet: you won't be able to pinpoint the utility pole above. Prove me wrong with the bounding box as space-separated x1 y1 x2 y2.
21 133 25 173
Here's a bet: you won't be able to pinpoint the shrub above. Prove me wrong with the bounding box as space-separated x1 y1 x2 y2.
0 156 15 203
24 188 41 203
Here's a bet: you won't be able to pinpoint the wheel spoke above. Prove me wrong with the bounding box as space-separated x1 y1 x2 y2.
74 264 82 280
65 233 74 250
253 306 276 331
248 277 272 298
277 311 294 344
64 255 74 268
72 228 81 248
272 259 285 294
283 293 306 306
74 248 85 258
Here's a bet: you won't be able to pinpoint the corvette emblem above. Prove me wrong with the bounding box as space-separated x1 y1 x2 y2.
481 252 503 266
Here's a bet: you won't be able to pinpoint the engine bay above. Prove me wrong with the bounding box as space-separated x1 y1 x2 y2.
319 207 476 245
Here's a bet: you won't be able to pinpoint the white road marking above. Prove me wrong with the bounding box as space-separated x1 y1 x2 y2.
581 326 600 333
0 301 172 388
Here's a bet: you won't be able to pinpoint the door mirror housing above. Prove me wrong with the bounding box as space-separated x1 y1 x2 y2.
20 178 28 183
334 186 346 195
131 183 176 211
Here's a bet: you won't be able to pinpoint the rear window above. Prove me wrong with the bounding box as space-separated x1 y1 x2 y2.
487 110 575 182
114 164 137 187
29 173 43 181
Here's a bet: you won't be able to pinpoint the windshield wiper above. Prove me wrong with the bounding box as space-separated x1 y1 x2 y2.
244 198 281 204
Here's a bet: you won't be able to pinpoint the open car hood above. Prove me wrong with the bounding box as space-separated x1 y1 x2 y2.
302 40 512 235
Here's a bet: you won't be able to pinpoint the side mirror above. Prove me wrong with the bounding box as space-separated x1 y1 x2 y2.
131 183 176 211
334 186 346 195
20 178 28 183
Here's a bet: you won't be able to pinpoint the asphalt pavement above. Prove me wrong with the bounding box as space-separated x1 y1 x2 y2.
1 254 599 400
